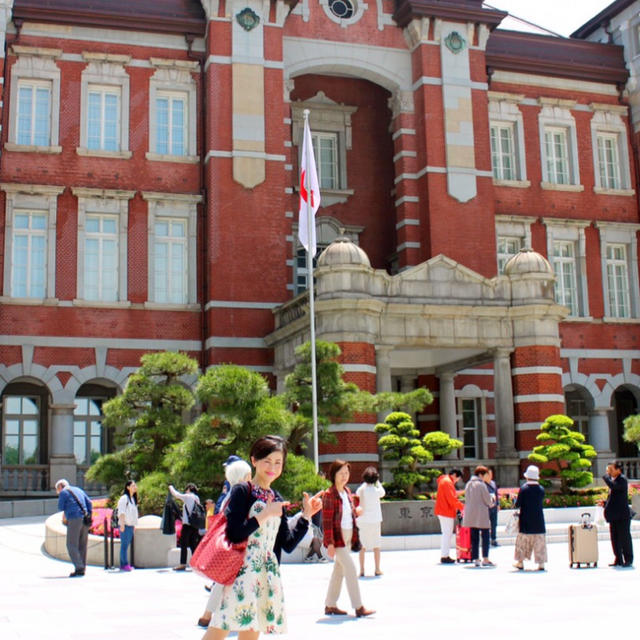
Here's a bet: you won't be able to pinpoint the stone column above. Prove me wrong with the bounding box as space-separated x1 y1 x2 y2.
493 348 519 486
438 372 458 460
589 407 614 476
375 346 393 421
49 404 77 488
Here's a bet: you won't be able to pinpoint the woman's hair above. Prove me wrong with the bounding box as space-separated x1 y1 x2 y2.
328 459 350 484
249 435 288 468
225 459 252 486
123 480 137 504
185 482 199 494
474 465 489 476
362 466 379 484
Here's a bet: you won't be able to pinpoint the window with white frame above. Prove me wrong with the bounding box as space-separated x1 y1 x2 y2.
552 240 579 315
590 105 632 193
16 80 51 147
460 397 483 459
538 101 581 188
87 85 120 152
312 132 339 189
490 123 516 181
7 47 61 152
78 55 130 158
596 222 640 319
144 193 201 306
606 244 631 318
154 218 187 304
497 236 521 275
147 61 198 161
73 397 106 466
2 395 40 465
11 211 47 298
84 215 118 301
292 95 357 206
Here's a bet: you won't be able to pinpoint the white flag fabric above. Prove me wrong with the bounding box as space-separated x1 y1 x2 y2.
298 118 321 255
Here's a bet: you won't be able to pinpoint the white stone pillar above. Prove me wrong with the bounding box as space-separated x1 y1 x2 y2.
49 404 77 488
438 371 457 439
589 407 614 477
493 348 519 486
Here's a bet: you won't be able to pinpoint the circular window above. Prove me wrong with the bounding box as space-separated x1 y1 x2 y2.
328 0 354 19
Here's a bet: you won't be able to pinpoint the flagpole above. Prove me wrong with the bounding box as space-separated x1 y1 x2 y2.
303 108 320 472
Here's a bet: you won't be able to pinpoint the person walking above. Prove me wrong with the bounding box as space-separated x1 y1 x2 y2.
169 482 203 571
603 460 633 567
198 459 252 628
486 468 499 547
462 465 495 567
356 466 385 577
116 480 139 571
513 465 547 571
322 459 375 618
55 478 93 577
434 468 464 564
203 435 320 639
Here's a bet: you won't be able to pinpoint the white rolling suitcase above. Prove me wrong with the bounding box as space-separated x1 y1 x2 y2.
568 513 598 568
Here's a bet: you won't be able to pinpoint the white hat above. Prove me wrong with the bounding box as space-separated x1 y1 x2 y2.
524 465 540 481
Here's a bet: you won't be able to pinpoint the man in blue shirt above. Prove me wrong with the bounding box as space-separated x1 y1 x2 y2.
56 479 93 577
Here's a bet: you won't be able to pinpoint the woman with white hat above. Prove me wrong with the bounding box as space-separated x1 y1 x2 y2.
513 465 547 571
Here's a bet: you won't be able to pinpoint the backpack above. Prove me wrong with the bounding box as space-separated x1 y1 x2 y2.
188 500 207 529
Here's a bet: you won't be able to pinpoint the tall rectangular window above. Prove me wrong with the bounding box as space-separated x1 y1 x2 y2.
156 92 186 156
312 132 338 189
16 80 51 146
490 124 516 180
87 86 120 151
597 133 621 190
73 398 104 466
544 127 570 185
606 244 631 318
11 211 47 298
84 215 118 302
154 218 187 304
497 236 521 275
553 241 579 316
2 396 40 465
461 398 482 459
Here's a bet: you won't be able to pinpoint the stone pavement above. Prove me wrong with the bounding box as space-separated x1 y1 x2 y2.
0 515 636 640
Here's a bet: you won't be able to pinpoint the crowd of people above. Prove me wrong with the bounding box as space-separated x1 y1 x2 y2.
54 439 635 639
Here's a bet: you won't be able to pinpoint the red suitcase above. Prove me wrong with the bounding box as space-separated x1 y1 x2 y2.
456 524 472 563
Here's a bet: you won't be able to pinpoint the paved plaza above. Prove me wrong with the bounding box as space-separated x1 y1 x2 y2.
0 515 636 639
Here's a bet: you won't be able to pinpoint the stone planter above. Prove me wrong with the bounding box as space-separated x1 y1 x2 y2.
380 499 439 535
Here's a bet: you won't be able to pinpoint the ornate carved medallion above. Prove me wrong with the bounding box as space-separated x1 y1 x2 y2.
236 7 260 31
444 31 466 54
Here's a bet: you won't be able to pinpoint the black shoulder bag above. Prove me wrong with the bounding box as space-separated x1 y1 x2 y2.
68 488 93 526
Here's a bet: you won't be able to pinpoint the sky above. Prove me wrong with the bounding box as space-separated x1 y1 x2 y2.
484 0 618 37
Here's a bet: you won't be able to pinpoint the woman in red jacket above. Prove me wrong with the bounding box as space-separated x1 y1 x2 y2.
434 468 464 563
322 459 375 618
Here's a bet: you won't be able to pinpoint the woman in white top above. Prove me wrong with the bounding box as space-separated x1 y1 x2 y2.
169 482 202 570
356 466 385 577
117 480 139 571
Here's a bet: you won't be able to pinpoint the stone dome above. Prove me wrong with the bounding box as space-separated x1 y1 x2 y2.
503 248 553 276
317 235 371 268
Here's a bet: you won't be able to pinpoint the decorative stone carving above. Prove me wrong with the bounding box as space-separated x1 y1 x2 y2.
236 7 260 31
444 30 466 54
388 90 414 119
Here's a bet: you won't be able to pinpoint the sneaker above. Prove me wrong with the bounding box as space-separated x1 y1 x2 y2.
303 555 314 563
120 564 132 572
474 559 481 567
173 565 187 571
318 556 329 563
440 557 455 564
482 560 495 567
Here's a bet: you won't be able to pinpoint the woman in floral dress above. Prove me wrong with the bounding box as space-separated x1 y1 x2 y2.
204 435 320 640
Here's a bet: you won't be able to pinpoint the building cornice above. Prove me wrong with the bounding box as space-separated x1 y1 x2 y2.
393 0 506 31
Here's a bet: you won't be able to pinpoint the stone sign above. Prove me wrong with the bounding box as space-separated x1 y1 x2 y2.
380 499 440 535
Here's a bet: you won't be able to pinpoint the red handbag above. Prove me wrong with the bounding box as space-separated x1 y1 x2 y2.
189 509 248 585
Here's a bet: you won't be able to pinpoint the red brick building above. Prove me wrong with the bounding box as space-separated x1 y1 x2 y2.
0 0 638 493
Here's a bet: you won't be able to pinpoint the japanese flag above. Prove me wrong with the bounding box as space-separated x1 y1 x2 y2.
298 118 321 255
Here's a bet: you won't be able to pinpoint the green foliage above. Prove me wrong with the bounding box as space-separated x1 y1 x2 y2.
527 414 597 492
136 471 172 516
88 352 198 493
623 414 640 448
273 453 330 502
375 413 461 499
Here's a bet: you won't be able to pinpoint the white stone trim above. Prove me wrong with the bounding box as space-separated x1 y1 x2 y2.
538 103 581 187
512 366 564 376
513 394 565 404
1 183 64 300
0 335 201 351
318 453 379 463
590 105 633 192
318 0 368 28
341 364 377 374
490 71 618 96
395 219 420 230
488 95 527 182
205 300 281 310
328 423 376 432
205 337 268 349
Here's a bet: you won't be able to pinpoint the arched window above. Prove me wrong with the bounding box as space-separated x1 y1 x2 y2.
74 384 116 467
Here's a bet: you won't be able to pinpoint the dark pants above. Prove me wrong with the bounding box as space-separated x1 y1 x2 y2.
489 507 498 542
66 517 89 571
470 527 490 560
609 519 633 565
179 523 201 565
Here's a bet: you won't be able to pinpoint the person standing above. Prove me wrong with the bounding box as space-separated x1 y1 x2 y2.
322 459 375 618
204 435 320 639
55 478 93 577
486 468 499 547
462 466 495 567
356 466 385 577
513 465 547 571
117 480 139 572
603 460 633 567
214 454 243 514
169 482 202 571
434 468 464 564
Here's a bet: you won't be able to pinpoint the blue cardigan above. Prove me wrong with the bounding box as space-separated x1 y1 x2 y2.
515 483 546 534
